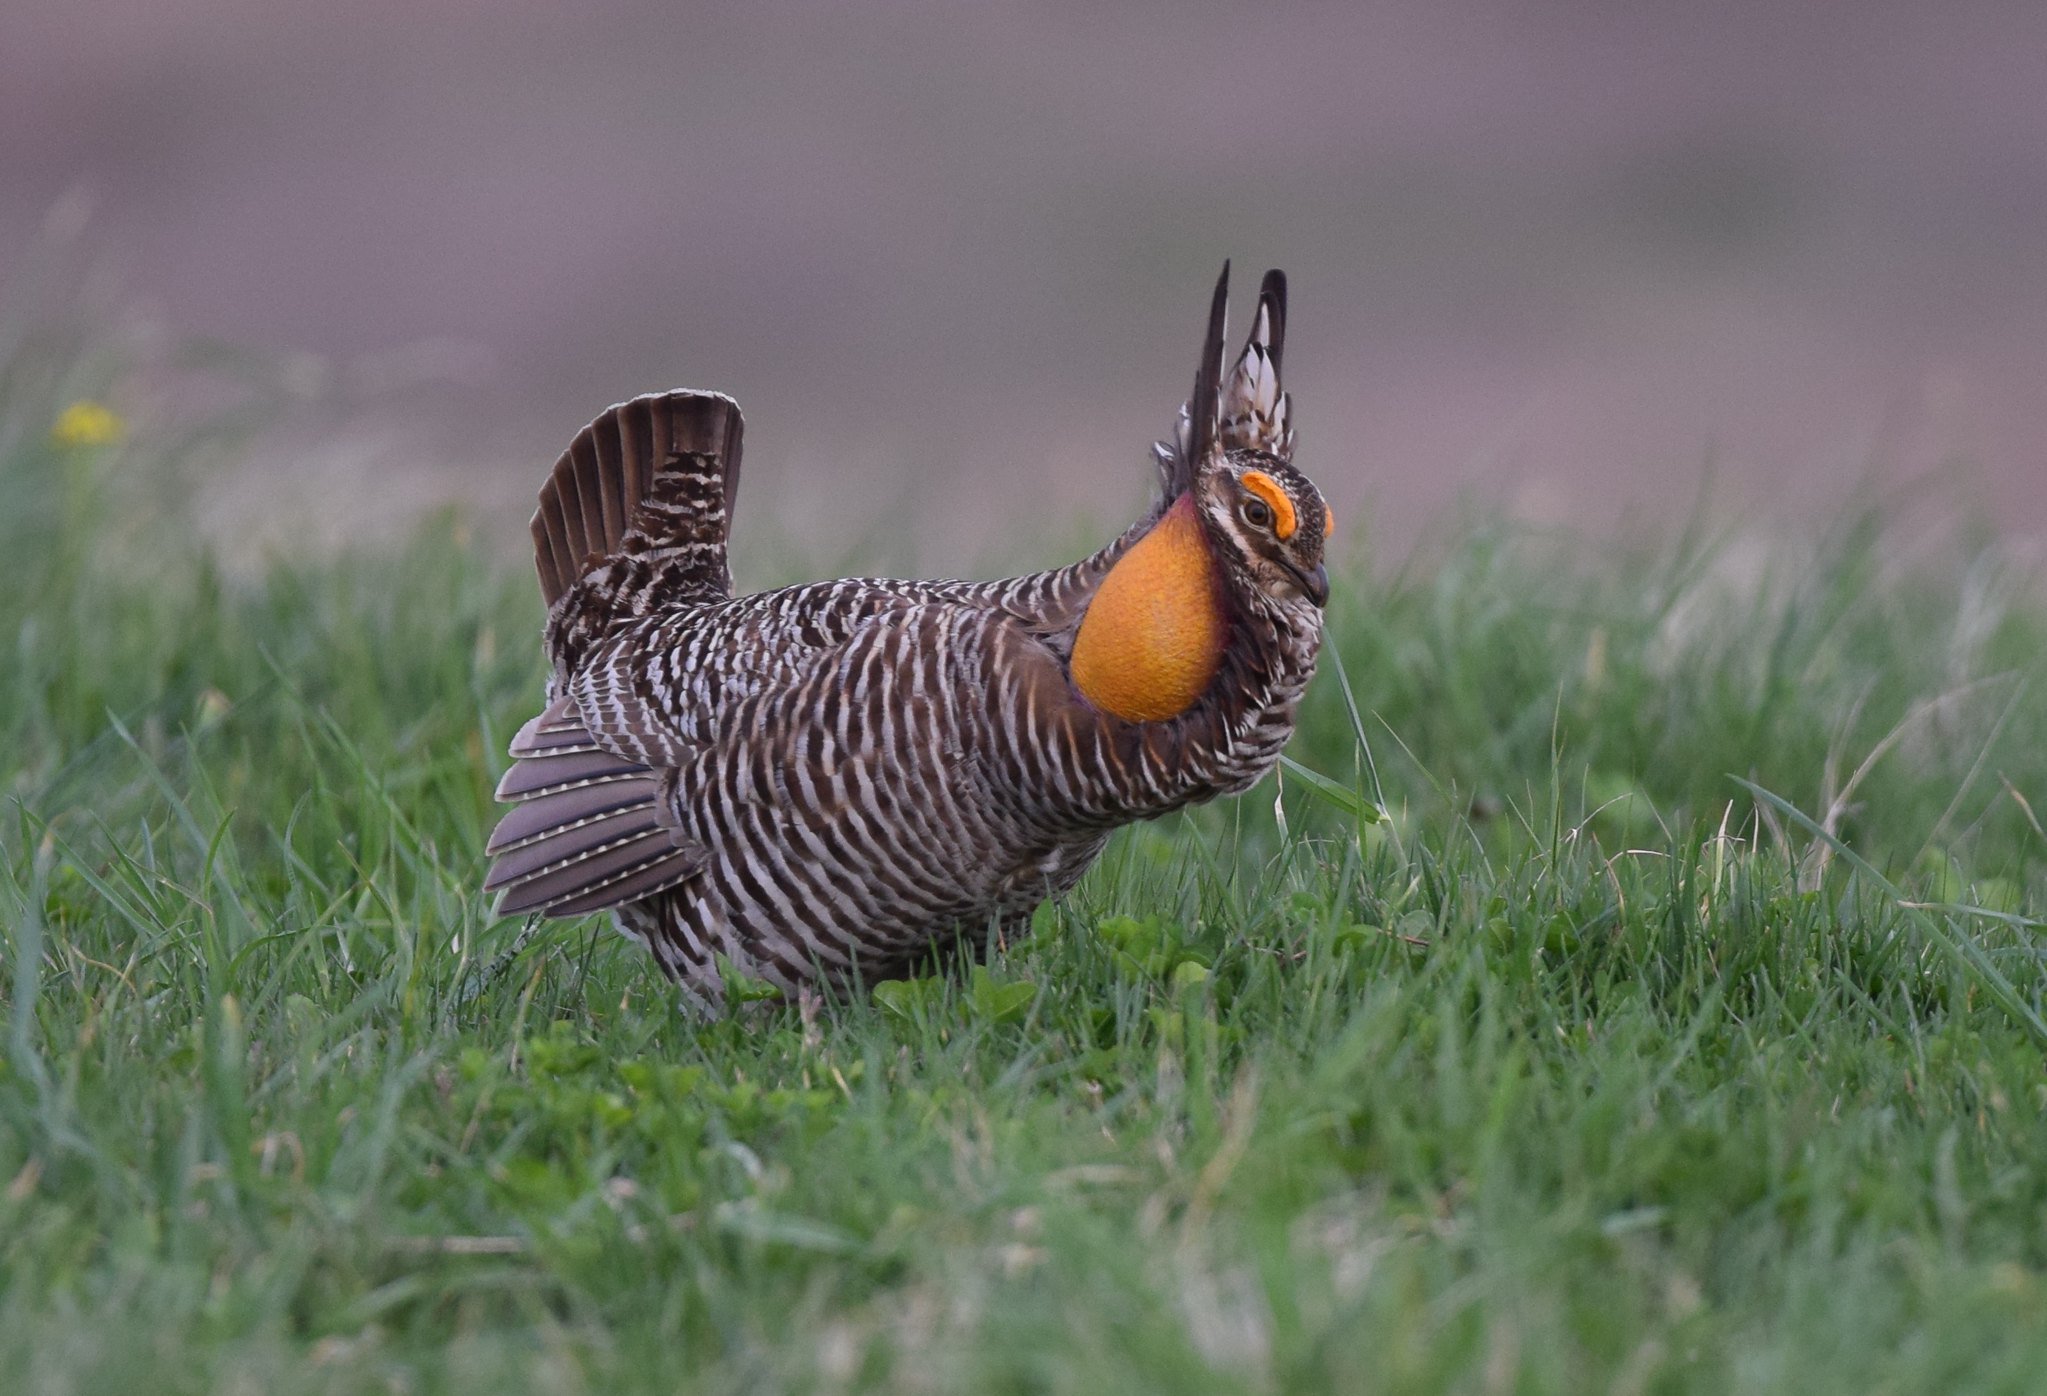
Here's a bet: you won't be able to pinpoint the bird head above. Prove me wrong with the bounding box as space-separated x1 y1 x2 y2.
1160 264 1333 613
1068 264 1329 722
1197 450 1331 609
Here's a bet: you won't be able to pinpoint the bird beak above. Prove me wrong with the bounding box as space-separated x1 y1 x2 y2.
1280 559 1329 607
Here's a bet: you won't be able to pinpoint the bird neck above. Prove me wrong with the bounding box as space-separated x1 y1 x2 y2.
1069 494 1229 722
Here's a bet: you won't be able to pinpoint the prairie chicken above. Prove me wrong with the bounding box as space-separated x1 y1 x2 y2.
484 265 1331 1005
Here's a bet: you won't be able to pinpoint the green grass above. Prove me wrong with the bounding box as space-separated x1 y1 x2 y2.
6 343 2047 1394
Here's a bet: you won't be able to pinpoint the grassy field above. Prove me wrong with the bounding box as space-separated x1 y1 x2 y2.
5 347 2047 1394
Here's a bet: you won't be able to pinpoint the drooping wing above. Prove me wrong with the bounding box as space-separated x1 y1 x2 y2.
487 580 930 918
483 696 705 917
644 599 1079 978
562 579 934 765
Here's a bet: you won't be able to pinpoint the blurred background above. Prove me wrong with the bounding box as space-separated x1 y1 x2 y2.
6 1 2046 572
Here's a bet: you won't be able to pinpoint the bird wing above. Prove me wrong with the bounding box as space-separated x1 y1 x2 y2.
483 695 706 917
486 580 931 919
562 579 931 765
649 598 1083 973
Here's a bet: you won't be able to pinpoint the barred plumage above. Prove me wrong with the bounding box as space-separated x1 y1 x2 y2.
484 265 1332 1004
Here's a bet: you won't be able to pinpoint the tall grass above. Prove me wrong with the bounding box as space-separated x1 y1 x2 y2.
3 327 2046 1393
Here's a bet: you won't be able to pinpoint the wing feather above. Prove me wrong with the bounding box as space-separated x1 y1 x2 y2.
484 696 706 918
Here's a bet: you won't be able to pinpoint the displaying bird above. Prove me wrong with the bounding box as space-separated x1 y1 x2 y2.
483 265 1332 1006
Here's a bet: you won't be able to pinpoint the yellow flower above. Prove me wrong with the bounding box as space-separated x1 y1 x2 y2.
51 399 125 448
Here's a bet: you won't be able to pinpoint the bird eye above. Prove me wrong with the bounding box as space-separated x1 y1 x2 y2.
1239 470 1297 539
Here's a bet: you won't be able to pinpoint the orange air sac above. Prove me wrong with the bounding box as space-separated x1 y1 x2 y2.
1070 495 1227 722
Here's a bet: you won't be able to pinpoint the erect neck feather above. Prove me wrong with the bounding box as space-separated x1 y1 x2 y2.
1069 494 1228 722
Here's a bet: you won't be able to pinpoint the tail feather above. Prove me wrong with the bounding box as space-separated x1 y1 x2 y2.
530 390 746 609
534 487 574 603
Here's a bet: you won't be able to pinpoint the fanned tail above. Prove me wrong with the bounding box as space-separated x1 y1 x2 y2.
483 697 705 918
530 390 746 610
